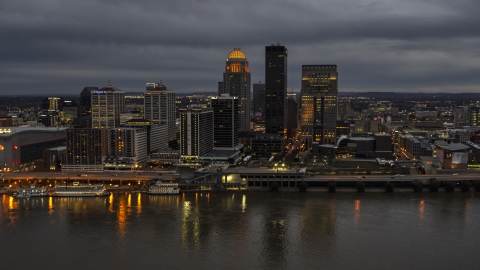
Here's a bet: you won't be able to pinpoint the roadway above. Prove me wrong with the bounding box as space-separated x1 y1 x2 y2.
0 170 178 183
305 172 479 182
1 168 478 185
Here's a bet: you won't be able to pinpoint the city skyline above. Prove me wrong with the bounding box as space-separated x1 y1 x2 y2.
1 0 480 95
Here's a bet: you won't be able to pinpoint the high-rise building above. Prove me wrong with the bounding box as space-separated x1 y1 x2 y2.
265 44 288 136
211 94 239 149
144 80 176 144
91 81 125 129
125 119 169 153
104 127 148 169
253 82 265 120
221 48 251 132
300 65 338 147
179 104 214 161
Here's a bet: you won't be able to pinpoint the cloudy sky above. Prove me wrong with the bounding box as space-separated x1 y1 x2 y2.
1 0 479 95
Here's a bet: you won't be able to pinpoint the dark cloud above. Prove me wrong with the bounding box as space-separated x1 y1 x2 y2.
1 0 479 95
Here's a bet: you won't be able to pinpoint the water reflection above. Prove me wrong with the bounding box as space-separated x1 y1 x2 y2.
48 196 54 215
354 199 361 225
137 193 142 214
418 200 425 226
117 197 127 237
241 194 247 213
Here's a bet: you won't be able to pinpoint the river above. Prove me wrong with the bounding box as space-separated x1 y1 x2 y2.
1 192 479 269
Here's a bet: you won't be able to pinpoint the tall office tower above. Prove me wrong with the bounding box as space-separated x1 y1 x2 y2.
144 80 176 145
265 44 288 137
77 86 98 128
179 104 214 161
91 81 125 129
64 128 108 172
211 94 239 149
300 65 338 147
222 48 251 132
253 82 265 120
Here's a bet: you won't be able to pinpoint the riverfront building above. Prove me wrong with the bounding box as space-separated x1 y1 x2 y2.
179 105 214 162
221 48 251 132
265 44 288 137
104 127 148 171
0 127 67 172
252 133 285 157
300 65 338 147
63 128 107 172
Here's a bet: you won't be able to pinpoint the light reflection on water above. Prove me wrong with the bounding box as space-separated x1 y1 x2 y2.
1 192 480 269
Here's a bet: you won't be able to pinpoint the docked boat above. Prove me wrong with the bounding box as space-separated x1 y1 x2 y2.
14 184 48 198
53 181 109 197
147 180 180 195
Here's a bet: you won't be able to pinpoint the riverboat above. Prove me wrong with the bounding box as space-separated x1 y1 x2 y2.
146 180 180 195
53 181 109 197
14 184 48 198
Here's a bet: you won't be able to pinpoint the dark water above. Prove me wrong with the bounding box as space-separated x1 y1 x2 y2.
1 192 480 270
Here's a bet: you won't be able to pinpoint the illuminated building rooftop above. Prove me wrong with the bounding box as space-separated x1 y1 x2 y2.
228 48 246 59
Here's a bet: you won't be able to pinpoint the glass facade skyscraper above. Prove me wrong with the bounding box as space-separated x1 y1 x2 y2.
300 65 338 147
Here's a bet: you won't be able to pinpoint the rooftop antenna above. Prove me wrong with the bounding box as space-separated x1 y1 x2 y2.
107 80 112 87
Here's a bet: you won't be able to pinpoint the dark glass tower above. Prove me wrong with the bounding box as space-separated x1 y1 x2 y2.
265 44 287 137
211 94 239 148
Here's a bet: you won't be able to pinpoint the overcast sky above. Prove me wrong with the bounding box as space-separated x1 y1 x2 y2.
1 0 479 95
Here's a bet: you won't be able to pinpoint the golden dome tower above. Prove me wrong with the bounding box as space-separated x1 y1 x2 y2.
221 47 251 132
225 48 249 73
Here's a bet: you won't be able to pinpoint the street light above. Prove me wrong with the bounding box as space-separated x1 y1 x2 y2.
357 166 359 173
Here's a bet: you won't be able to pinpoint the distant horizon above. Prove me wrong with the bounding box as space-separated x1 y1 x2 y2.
2 91 480 97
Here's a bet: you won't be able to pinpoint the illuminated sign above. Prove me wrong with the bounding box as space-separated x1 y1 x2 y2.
92 91 107 94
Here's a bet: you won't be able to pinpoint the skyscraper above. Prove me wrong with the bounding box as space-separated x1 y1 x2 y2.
265 44 288 137
91 81 125 129
300 65 338 147
222 48 251 132
211 94 239 149
144 80 176 145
